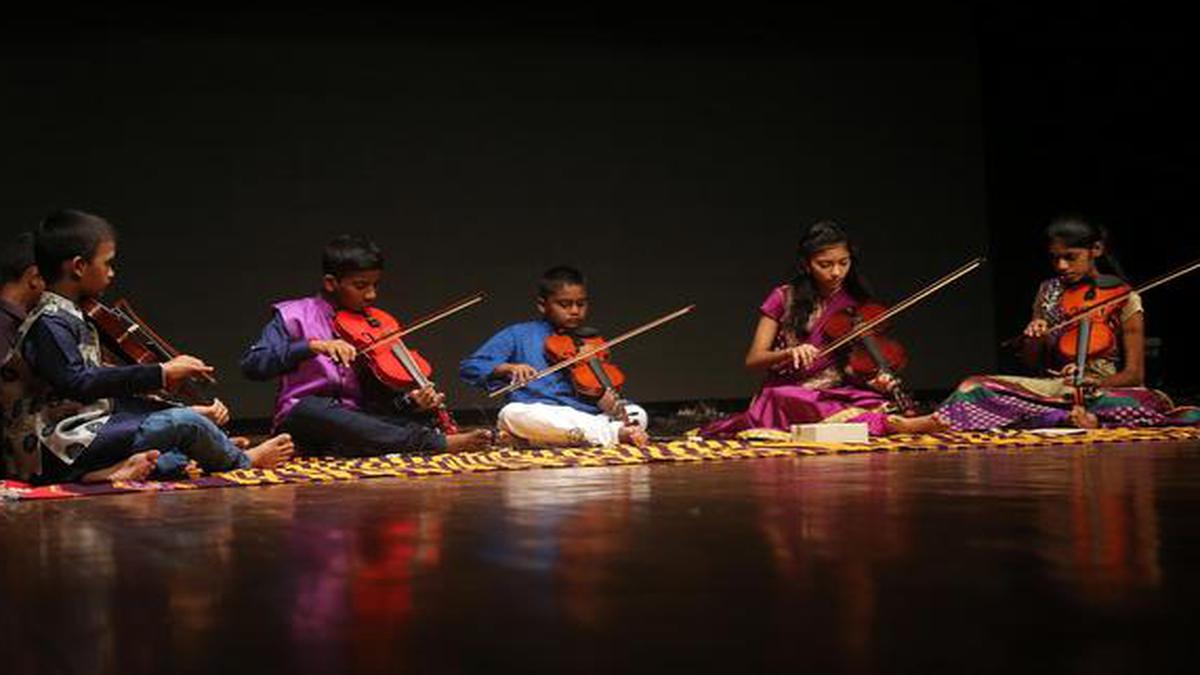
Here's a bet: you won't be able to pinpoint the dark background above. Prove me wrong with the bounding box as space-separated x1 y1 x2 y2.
2 3 1194 420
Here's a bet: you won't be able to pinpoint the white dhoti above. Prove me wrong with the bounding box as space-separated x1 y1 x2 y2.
497 402 648 448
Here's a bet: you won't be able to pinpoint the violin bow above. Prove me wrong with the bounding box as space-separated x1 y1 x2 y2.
815 257 986 360
356 292 486 356
113 298 219 385
1000 257 1200 347
489 304 696 398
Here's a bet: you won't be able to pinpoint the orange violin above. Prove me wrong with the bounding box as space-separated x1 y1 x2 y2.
1054 276 1130 364
333 306 458 434
544 328 626 399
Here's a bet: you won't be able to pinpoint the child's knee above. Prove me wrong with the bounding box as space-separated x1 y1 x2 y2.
624 404 649 430
956 376 985 393
161 407 221 436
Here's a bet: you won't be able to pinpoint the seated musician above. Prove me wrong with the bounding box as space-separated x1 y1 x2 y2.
459 265 649 448
2 231 46 479
6 210 294 485
240 234 491 455
890 216 1200 433
700 221 899 437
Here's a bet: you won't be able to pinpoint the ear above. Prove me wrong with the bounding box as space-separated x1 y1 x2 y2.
68 256 88 280
535 297 547 315
321 274 338 294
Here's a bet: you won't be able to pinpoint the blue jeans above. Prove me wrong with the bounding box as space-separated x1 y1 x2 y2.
280 396 446 456
131 407 250 477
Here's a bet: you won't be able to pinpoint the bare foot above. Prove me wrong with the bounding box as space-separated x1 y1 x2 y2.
1068 405 1099 429
229 436 251 449
618 425 649 448
184 460 202 480
245 433 295 469
82 450 162 483
444 429 494 453
886 414 947 434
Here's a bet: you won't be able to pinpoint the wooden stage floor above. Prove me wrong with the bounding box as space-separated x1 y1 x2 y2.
4 442 1200 674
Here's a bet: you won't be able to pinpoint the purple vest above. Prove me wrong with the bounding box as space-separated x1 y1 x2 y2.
272 296 364 430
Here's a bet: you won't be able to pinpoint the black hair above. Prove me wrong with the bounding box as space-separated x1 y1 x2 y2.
1 231 37 284
35 210 116 283
783 220 872 336
1045 215 1127 280
538 265 586 298
322 235 384 277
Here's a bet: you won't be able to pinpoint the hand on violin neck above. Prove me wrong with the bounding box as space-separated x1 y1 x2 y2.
309 339 357 367
597 388 624 418
494 363 537 386
1057 363 1099 389
408 386 445 412
163 355 215 390
1024 319 1050 339
867 372 898 394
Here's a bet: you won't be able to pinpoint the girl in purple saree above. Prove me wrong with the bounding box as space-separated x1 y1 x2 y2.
702 222 898 437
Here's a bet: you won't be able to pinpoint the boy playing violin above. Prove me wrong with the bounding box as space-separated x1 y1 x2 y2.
241 235 491 455
7 210 294 484
459 266 649 448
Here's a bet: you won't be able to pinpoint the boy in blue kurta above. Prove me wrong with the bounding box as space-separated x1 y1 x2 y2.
460 266 648 448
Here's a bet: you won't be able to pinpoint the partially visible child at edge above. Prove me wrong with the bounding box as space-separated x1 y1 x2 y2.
459 265 649 448
6 209 294 485
890 216 1200 434
699 221 899 437
240 234 492 455
1 231 46 479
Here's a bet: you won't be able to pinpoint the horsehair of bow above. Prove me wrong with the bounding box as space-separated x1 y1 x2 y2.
816 257 986 359
1042 257 1200 334
488 304 697 398
357 291 486 355
999 256 1200 347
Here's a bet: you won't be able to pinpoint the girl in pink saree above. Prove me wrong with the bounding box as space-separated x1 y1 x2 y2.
702 222 898 437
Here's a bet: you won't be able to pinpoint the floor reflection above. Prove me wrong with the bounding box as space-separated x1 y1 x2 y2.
3 443 1198 674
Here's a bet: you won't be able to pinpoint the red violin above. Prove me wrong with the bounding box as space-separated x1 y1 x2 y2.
822 302 917 415
81 297 216 405
544 328 626 400
333 306 458 434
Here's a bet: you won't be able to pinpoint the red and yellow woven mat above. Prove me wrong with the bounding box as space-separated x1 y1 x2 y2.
4 427 1198 501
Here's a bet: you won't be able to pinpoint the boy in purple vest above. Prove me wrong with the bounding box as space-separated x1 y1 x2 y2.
10 210 294 484
241 235 491 455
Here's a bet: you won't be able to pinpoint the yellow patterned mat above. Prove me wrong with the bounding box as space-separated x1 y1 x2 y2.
4 427 1199 499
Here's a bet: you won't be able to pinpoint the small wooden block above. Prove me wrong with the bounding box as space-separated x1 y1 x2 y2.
790 423 870 443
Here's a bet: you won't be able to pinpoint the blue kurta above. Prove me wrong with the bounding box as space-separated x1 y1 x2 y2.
459 320 600 414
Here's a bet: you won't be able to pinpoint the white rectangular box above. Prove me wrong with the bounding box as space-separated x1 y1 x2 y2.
789 422 870 443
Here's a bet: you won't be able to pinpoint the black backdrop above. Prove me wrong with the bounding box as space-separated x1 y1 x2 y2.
29 5 1192 419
